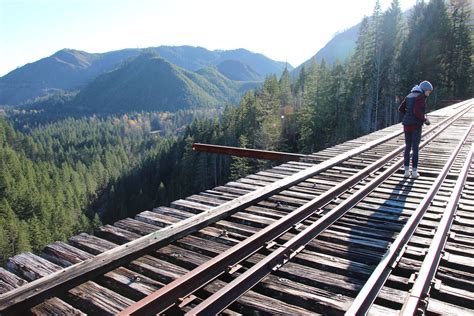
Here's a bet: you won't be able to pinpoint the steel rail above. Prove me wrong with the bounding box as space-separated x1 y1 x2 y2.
192 143 307 161
0 119 406 314
401 140 474 315
184 111 472 315
452 98 473 109
345 123 473 316
118 105 472 316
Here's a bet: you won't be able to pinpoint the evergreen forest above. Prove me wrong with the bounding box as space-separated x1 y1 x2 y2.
0 0 472 264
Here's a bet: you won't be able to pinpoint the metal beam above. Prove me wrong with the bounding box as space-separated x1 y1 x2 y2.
192 143 306 161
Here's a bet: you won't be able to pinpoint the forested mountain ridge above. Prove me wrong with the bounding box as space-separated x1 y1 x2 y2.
216 60 262 81
69 53 252 114
0 46 289 106
156 46 290 77
0 49 140 106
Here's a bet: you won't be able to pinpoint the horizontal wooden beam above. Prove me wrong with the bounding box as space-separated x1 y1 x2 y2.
192 143 306 161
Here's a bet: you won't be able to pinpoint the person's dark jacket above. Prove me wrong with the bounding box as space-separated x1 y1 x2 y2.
398 85 427 132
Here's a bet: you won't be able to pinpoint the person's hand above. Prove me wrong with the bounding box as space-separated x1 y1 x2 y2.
425 118 431 125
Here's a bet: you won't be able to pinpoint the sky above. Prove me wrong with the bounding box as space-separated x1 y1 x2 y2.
0 0 416 77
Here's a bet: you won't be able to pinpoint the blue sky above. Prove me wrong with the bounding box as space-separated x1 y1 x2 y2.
0 0 415 77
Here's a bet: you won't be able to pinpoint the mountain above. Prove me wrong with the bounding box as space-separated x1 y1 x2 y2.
0 46 289 106
292 24 359 76
216 60 262 81
68 53 253 114
155 46 290 78
0 49 141 106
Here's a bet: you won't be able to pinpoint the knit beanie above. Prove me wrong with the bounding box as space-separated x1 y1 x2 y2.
419 81 433 92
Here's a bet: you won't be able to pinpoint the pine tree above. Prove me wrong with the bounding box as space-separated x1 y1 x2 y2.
400 0 451 105
380 0 403 127
348 16 372 135
367 0 384 131
0 198 30 263
279 66 293 108
230 135 252 180
399 1 427 95
446 0 473 98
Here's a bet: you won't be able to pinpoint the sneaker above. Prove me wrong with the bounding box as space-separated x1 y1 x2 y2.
403 170 410 177
412 169 420 178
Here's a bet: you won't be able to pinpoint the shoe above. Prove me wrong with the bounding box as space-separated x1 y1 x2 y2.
412 169 420 178
403 167 410 177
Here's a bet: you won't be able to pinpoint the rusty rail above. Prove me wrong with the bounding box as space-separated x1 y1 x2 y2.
192 143 306 161
346 123 473 315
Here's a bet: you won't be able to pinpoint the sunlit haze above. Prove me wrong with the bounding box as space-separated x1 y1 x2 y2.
0 0 415 77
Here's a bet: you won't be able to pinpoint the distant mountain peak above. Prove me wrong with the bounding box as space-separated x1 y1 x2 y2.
216 59 262 81
51 49 94 69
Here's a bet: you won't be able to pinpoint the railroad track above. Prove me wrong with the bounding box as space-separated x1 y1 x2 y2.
0 100 472 315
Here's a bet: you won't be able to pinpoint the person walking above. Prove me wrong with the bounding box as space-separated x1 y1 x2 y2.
398 80 433 178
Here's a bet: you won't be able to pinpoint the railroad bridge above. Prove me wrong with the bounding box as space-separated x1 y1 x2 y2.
0 100 473 315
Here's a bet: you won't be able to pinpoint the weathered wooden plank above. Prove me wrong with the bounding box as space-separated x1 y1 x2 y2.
0 268 27 294
99 266 162 301
296 237 382 265
6 253 61 281
237 178 274 188
65 281 134 315
152 206 195 219
316 228 392 252
227 210 275 228
212 185 253 196
155 236 403 314
170 199 212 213
41 241 94 267
444 240 474 257
134 210 178 227
127 255 188 284
426 297 474 316
434 282 474 308
114 218 160 235
341 210 406 232
95 224 142 245
131 249 314 315
212 219 259 237
442 252 474 271
30 297 85 315
194 226 244 246
437 265 474 291
176 235 231 258
242 204 290 219
252 270 353 313
185 194 229 207
69 233 118 255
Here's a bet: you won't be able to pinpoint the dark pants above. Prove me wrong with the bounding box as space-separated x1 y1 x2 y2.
404 128 422 169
